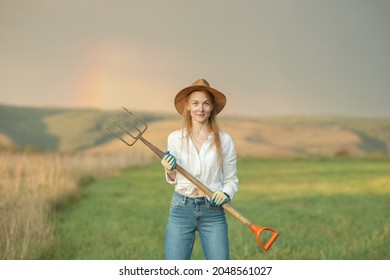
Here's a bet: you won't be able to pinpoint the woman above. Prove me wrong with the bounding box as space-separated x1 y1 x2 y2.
161 78 239 260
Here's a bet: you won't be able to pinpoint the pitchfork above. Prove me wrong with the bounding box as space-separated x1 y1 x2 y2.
105 107 279 251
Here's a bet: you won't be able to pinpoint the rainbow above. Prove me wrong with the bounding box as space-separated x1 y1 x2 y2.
70 43 175 112
72 45 117 109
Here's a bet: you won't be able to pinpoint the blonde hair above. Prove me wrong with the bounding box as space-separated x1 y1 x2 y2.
182 91 223 166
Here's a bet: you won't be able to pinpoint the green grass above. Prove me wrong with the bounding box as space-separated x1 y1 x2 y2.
43 158 390 260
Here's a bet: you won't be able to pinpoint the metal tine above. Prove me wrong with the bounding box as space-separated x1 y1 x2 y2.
105 120 136 146
119 108 147 137
121 107 148 134
104 107 148 146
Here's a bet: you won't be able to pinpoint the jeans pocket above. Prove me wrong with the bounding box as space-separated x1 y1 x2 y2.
171 195 185 208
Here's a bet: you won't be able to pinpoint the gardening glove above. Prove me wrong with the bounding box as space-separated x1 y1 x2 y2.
161 151 177 172
210 191 230 207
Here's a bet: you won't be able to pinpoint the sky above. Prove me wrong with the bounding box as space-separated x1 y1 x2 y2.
1 0 389 117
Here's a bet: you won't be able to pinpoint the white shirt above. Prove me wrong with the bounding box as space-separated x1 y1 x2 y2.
165 129 239 200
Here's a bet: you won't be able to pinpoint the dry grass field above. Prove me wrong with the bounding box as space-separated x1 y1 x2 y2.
0 151 150 259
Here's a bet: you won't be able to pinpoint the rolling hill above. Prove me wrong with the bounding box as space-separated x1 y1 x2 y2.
0 104 167 152
1 104 389 158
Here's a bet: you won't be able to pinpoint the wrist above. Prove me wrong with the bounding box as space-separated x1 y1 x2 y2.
166 169 176 174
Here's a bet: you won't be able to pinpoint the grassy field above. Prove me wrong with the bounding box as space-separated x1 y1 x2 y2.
43 158 390 260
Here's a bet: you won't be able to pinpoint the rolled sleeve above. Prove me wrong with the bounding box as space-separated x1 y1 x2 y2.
165 170 178 185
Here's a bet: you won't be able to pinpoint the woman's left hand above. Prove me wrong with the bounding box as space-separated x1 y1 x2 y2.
210 191 230 207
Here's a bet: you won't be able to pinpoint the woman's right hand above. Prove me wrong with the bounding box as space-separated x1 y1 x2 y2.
161 151 177 172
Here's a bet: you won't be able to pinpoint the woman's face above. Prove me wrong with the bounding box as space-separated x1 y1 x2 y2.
187 91 213 124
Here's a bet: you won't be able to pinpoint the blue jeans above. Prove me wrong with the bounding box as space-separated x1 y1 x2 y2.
165 191 229 260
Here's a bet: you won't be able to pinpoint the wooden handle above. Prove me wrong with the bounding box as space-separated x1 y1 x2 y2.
139 136 279 251
140 137 214 197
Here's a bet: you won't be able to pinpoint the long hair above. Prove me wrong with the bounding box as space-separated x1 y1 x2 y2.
182 91 223 166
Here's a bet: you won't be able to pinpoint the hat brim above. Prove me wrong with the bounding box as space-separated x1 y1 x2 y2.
174 85 227 115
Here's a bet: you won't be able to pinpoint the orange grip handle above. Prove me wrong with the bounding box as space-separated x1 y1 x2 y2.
250 224 279 251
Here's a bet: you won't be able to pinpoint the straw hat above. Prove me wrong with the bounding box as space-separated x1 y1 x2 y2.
174 78 227 115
